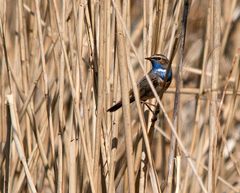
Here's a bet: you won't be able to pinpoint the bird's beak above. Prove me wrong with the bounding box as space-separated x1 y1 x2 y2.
145 57 151 61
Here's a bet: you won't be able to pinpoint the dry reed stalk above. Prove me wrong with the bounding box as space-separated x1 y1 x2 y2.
208 0 221 192
107 53 120 193
115 0 135 192
67 18 76 193
166 1 186 193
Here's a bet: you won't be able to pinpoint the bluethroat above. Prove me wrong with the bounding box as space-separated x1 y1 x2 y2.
107 54 172 112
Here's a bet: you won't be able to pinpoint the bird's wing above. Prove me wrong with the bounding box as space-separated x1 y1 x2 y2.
137 72 161 100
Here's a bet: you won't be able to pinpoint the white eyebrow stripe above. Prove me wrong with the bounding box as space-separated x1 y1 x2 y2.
151 55 168 60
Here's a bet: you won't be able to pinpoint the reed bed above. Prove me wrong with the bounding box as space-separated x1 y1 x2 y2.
0 0 240 193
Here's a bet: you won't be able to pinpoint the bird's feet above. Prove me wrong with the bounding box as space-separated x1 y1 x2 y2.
141 101 157 114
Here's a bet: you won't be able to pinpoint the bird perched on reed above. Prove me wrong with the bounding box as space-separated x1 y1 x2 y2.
107 54 172 112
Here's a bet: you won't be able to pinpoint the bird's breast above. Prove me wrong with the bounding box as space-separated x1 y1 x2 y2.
154 68 172 81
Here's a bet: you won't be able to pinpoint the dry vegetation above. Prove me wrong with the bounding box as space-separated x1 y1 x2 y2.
0 0 240 193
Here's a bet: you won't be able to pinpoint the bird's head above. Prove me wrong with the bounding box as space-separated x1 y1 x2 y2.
145 54 170 69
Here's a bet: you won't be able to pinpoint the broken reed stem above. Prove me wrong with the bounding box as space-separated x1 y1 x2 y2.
6 95 37 193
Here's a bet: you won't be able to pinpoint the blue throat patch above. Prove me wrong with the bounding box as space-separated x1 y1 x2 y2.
151 60 172 81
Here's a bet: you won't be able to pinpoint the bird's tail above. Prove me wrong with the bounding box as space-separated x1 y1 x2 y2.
107 101 122 112
107 97 135 112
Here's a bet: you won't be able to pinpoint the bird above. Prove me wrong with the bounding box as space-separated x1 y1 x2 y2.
107 54 172 112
